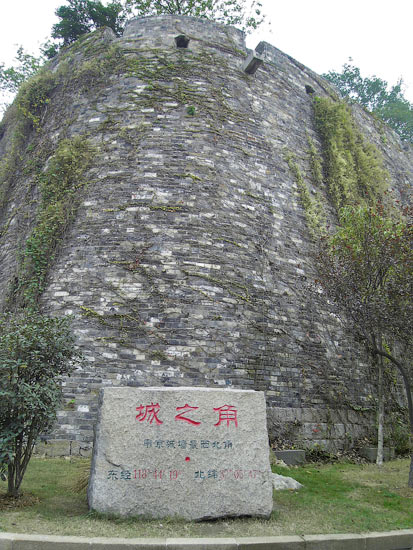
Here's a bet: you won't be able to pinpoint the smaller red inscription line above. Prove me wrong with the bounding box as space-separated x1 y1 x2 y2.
106 469 268 482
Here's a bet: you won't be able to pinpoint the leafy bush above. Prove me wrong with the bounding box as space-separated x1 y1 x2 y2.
0 312 82 496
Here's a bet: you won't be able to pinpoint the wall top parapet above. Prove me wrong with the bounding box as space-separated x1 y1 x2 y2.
123 14 247 52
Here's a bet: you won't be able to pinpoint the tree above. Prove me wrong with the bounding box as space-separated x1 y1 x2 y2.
0 312 81 497
323 62 413 143
52 0 127 46
124 0 265 31
0 47 43 96
315 202 413 486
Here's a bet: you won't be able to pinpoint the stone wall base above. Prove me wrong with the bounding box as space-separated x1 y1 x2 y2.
33 439 93 458
267 407 374 452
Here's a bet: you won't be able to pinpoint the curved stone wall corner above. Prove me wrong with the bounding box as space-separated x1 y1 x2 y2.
1 15 411 453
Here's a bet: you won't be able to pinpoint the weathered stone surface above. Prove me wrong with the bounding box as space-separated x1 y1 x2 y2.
242 52 264 74
271 473 303 491
273 450 306 466
359 446 395 463
304 533 366 550
33 439 93 458
33 440 70 458
88 387 273 520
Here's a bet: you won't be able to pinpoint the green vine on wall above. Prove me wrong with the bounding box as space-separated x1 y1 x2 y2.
287 96 391 237
10 136 93 309
122 47 247 125
312 96 389 214
0 31 114 215
285 151 326 236
15 70 57 130
0 70 56 210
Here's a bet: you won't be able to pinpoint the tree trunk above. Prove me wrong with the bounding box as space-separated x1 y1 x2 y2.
7 463 19 497
373 349 413 487
376 357 384 466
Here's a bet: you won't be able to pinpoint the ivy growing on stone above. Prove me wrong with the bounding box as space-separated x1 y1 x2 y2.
285 151 325 237
312 96 389 214
11 136 93 309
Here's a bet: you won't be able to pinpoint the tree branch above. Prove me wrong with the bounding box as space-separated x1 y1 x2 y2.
372 348 413 433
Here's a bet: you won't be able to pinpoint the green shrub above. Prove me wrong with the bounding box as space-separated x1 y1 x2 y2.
0 312 82 497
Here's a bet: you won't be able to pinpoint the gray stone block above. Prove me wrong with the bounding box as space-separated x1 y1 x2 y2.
274 450 306 466
88 387 273 520
70 441 93 458
237 535 304 549
365 530 413 550
33 440 70 457
242 52 264 75
272 473 303 490
166 538 237 549
0 533 13 550
359 447 395 463
90 537 166 549
11 534 93 549
304 533 366 550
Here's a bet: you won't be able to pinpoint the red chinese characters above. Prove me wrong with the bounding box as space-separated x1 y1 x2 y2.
135 403 238 427
175 404 201 426
136 403 163 425
213 405 238 427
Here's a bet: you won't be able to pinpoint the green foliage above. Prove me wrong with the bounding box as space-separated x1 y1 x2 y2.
15 69 57 129
378 99 413 143
72 43 124 90
307 135 323 186
322 203 412 342
12 136 93 308
390 413 412 456
0 47 43 97
285 152 325 236
0 312 81 496
52 0 126 46
312 96 388 213
323 62 413 143
316 202 413 485
125 0 265 31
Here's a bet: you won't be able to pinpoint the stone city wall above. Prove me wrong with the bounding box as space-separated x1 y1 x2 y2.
0 16 412 453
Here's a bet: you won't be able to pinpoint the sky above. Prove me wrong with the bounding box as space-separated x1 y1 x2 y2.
1 0 413 107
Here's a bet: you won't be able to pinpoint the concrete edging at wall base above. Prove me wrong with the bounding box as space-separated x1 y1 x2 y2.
1 531 413 550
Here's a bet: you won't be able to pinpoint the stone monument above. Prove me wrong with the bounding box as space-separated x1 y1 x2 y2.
88 387 273 520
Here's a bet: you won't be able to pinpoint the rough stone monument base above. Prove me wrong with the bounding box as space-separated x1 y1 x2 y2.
88 387 273 520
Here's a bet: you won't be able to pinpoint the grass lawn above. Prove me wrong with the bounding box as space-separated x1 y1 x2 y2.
0 458 412 538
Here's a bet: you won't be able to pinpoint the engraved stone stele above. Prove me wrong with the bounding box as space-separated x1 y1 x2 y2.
88 387 273 520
